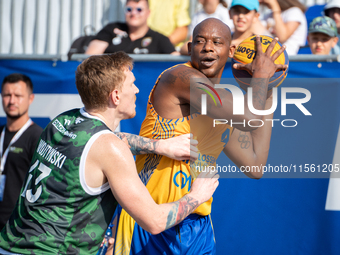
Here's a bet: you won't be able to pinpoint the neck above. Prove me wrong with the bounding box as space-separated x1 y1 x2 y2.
6 114 30 132
128 24 149 41
204 3 219 14
84 108 121 132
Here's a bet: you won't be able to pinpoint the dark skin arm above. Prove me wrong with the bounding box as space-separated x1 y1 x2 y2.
223 93 274 179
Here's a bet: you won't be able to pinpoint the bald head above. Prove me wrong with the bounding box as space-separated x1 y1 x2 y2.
188 17 235 79
193 18 232 44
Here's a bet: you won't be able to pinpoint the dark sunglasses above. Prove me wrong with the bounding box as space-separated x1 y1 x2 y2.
125 7 143 14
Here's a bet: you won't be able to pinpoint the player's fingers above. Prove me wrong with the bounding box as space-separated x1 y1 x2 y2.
265 37 278 56
213 173 220 179
233 63 251 71
196 170 209 178
254 35 263 55
275 64 288 71
190 138 198 147
271 44 286 60
190 150 198 161
190 143 198 152
214 179 220 189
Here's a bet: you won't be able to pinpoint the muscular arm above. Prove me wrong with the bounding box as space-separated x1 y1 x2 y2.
114 132 159 155
158 64 269 131
114 132 198 160
223 94 274 178
87 134 218 235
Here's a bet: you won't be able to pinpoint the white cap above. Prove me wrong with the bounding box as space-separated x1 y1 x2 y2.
324 0 340 11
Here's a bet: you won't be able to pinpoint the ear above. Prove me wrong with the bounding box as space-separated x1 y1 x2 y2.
28 93 34 105
229 44 236 58
145 9 150 18
188 42 192 56
110 89 120 106
332 36 339 47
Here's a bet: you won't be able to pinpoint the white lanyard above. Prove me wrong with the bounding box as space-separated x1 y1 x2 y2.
0 118 32 173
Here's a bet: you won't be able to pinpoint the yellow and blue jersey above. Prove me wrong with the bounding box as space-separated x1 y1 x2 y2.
114 62 233 255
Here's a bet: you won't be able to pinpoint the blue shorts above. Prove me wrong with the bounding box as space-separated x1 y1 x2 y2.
114 205 216 255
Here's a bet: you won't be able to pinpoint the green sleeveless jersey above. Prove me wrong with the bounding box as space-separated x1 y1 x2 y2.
0 108 118 255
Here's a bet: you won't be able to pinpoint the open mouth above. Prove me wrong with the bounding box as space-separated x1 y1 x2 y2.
201 57 217 67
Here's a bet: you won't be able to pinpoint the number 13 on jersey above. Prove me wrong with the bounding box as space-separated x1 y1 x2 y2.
21 159 52 203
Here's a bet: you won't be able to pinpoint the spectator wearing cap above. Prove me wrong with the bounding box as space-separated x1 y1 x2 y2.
308 16 339 55
85 0 178 55
324 0 340 51
258 0 307 55
229 0 261 47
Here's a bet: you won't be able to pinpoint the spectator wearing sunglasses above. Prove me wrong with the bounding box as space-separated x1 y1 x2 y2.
85 0 178 55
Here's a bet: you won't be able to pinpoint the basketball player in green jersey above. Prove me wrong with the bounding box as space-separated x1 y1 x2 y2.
0 52 219 255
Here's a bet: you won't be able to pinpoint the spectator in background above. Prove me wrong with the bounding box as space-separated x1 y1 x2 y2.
180 0 233 55
324 0 340 51
147 0 191 48
229 0 261 47
85 0 177 55
307 16 339 55
0 73 42 231
190 0 233 35
258 0 307 55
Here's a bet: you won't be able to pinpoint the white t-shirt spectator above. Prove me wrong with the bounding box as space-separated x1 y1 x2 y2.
189 3 234 37
263 7 307 55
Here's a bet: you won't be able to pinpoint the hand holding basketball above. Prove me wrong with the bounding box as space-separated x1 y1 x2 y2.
251 36 287 78
232 35 289 91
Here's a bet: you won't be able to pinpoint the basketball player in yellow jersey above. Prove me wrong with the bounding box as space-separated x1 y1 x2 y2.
113 18 288 255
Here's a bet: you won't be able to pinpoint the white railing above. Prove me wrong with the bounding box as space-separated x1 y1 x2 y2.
0 0 126 55
0 0 329 56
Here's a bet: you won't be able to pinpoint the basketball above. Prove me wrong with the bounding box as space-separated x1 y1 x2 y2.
231 35 289 91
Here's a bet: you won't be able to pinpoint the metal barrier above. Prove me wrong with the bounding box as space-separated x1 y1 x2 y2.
0 53 339 63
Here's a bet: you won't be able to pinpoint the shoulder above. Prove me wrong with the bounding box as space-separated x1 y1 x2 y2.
282 7 306 23
102 22 120 29
24 123 43 141
90 132 133 162
147 29 168 39
28 123 43 133
158 63 206 91
99 22 128 34
164 63 204 81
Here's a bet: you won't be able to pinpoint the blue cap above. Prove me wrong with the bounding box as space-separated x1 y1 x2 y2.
230 0 259 12
308 16 338 37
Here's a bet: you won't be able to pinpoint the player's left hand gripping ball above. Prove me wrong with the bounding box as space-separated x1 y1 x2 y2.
231 35 289 91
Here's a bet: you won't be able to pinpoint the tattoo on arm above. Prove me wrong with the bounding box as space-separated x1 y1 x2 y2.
238 132 251 149
177 69 193 84
115 132 158 155
165 196 199 230
167 73 177 85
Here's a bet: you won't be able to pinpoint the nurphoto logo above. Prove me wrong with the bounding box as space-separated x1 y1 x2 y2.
199 83 312 128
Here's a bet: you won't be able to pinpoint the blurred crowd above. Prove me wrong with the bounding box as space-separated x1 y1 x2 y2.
71 0 340 58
